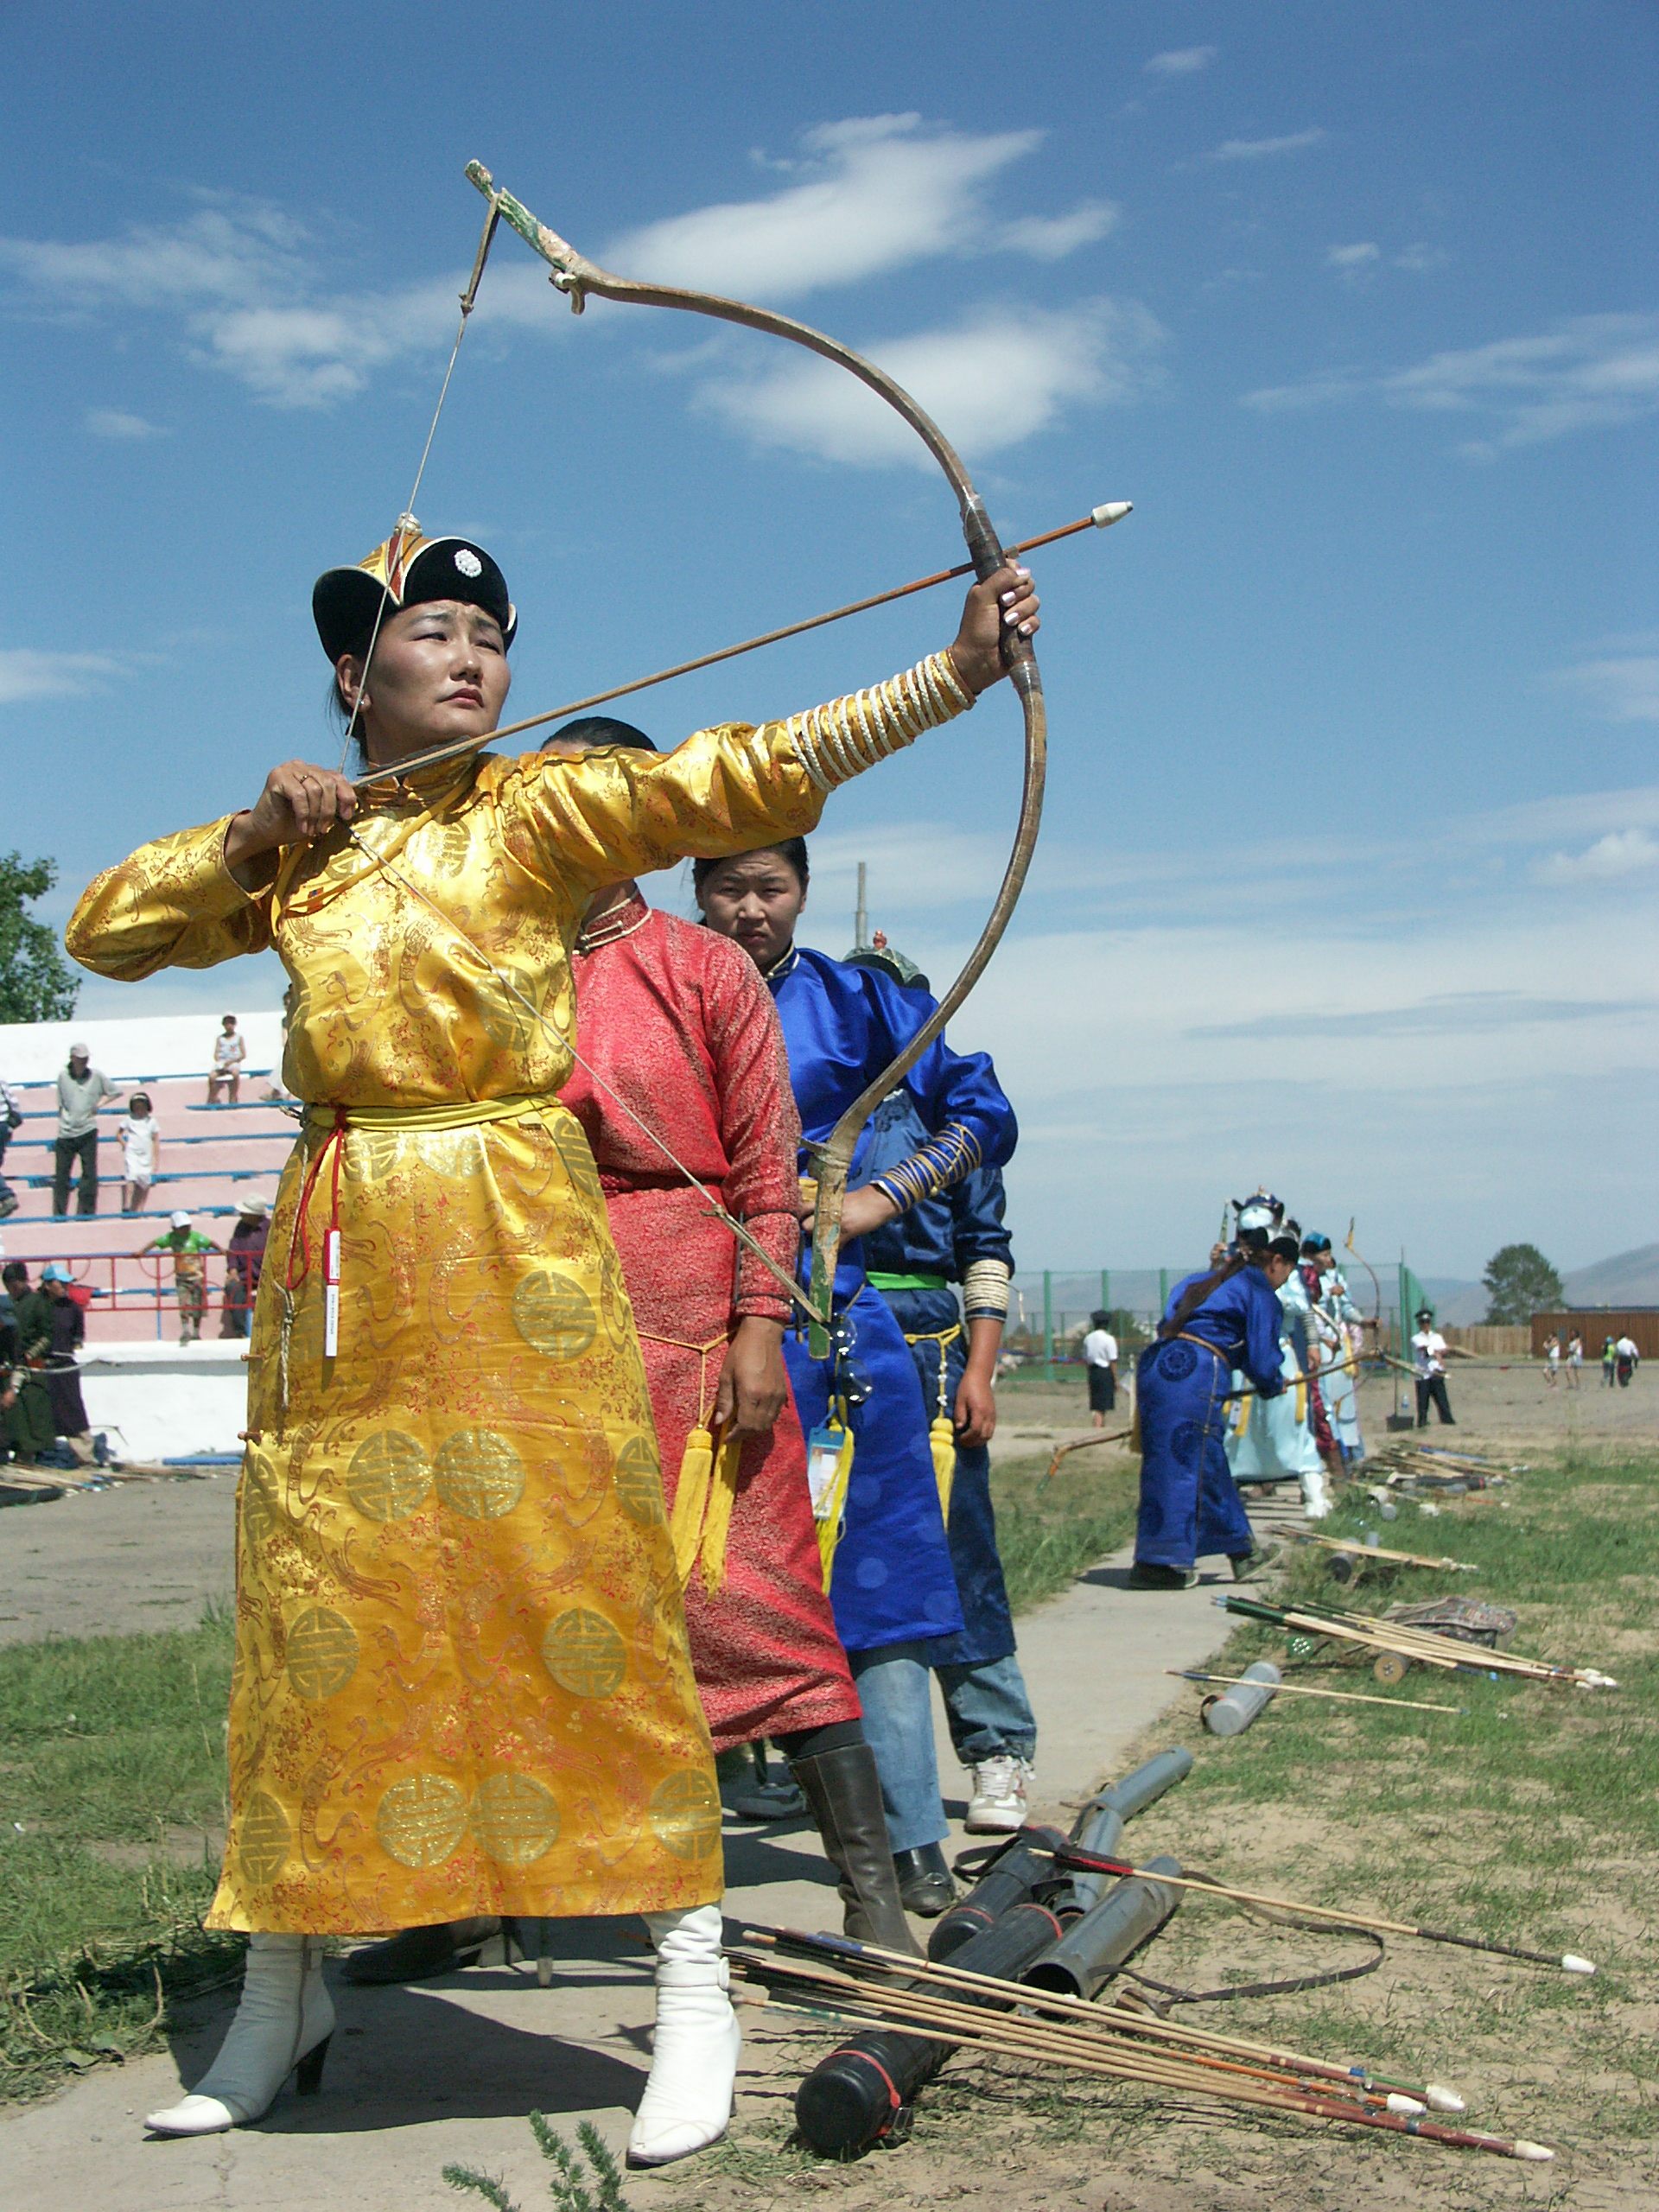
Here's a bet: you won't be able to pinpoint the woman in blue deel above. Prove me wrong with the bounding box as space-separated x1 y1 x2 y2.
696 841 1016 1915
1130 1199 1295 1590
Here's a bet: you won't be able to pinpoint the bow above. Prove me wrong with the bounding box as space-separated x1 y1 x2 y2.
466 162 1046 1356
1344 1217 1385 1337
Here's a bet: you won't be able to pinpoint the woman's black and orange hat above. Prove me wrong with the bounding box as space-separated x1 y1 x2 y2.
312 513 516 661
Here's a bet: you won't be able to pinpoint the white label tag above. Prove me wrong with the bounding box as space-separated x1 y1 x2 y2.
805 1424 845 1520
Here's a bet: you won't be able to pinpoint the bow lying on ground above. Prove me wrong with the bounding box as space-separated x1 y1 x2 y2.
464 160 1051 1357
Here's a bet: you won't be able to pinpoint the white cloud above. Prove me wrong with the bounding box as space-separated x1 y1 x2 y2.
1393 243 1451 274
1326 242 1379 271
994 202 1120 261
1207 128 1326 162
85 407 166 440
1243 314 1659 453
1551 653 1659 725
1535 830 1659 884
695 298 1166 468
0 649 124 706
1146 46 1217 76
607 116 1045 301
0 201 560 410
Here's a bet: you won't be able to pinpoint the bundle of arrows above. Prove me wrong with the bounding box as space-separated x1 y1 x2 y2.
1220 1592 1618 1688
733 1928 1554 2162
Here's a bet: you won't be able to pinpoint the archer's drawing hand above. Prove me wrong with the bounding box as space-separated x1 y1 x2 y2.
225 762 359 869
948 566 1040 696
714 1317 790 1444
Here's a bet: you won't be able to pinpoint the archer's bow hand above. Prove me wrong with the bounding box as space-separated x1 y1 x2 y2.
948 567 1039 697
225 761 359 874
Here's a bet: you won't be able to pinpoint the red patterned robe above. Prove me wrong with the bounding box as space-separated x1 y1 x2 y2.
564 891 859 1751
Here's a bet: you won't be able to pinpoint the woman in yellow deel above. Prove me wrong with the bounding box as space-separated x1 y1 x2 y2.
66 518 1038 2164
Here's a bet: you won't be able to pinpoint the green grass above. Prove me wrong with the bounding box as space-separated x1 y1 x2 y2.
0 1608 244 2100
990 1448 1137 1614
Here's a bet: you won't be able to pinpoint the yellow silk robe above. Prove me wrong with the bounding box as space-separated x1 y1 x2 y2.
67 725 850 1933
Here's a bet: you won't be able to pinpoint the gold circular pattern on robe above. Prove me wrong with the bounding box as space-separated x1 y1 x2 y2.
512 1268 598 1361
353 1128 406 1182
434 1428 526 1519
376 1773 468 1869
648 1769 722 1862
346 1430 432 1522
471 1773 562 1866
285 1605 359 1701
238 1789 291 1885
238 1459 285 1553
541 1607 627 1698
613 1433 665 1525
476 965 537 1050
554 1121 604 1203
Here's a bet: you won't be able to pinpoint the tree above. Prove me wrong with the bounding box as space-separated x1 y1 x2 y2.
0 851 79 1023
1482 1243 1564 1325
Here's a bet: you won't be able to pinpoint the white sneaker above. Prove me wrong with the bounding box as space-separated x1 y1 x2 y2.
965 1755 1033 1834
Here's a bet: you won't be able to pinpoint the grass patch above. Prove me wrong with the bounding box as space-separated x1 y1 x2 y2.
991 1448 1137 1614
0 1608 244 2101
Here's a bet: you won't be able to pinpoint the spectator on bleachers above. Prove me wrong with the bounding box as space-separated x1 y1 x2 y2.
137 1209 219 1344
207 1014 247 1105
221 1194 270 1339
119 1091 160 1213
0 1070 22 1220
54 1044 123 1217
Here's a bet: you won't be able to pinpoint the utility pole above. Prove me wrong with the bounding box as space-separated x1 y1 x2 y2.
854 861 869 950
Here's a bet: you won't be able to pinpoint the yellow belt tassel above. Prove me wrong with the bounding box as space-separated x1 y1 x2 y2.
669 1424 715 1588
812 1415 855 1593
698 1431 741 1596
929 1413 957 1522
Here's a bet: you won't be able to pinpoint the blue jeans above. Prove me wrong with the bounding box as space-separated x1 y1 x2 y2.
936 1650 1037 1767
849 1642 947 1854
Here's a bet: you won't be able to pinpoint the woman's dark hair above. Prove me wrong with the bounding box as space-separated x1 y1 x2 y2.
692 838 810 897
543 716 657 753
1090 1309 1110 1329
1268 1231 1300 1262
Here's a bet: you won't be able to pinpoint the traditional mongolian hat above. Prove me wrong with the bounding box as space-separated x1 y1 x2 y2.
1233 1192 1285 1238
845 936 931 995
312 514 516 662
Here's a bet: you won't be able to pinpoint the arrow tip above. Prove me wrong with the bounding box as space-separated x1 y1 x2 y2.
1425 2084 1467 2113
1561 1954 1596 1975
1513 2142 1555 2162
1091 501 1134 527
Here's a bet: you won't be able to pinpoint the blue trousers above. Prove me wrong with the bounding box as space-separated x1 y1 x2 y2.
1135 1338 1255 1570
849 1642 947 1853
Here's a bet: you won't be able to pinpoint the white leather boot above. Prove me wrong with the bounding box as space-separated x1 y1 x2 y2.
626 1904 741 2168
145 1934 334 2136
1301 1462 1331 1520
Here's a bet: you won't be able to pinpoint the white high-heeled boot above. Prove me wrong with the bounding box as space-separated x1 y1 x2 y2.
626 1904 741 2168
145 1934 334 2136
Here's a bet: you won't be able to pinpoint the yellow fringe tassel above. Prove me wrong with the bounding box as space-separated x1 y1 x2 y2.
668 1425 745 1597
669 1425 715 1588
814 1421 855 1593
929 1413 957 1522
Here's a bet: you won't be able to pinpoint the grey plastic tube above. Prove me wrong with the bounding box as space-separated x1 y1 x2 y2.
1047 1747 1194 1920
1020 1856 1183 2000
1200 1659 1281 1738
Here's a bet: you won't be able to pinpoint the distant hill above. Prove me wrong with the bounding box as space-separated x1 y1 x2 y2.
1561 1244 1659 1309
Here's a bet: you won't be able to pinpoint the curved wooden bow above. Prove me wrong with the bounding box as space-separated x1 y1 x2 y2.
467 162 1046 1355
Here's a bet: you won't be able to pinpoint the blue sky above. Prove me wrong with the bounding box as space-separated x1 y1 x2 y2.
4 1 1655 1279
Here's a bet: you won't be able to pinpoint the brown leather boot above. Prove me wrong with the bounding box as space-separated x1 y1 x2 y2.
789 1741 923 1957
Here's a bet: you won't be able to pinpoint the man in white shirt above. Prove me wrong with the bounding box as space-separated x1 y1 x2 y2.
1614 1335 1640 1387
1083 1308 1118 1427
54 1046 122 1217
1411 1306 1454 1427
207 1014 247 1105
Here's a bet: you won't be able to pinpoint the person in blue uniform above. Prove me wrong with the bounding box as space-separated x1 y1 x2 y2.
695 844 1017 1914
1130 1204 1295 1590
849 944 1038 1840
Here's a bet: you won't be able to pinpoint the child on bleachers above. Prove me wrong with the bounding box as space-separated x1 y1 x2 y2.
119 1091 160 1213
137 1210 219 1344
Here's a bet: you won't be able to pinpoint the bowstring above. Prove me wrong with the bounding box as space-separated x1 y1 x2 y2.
343 827 828 1328
334 199 502 775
